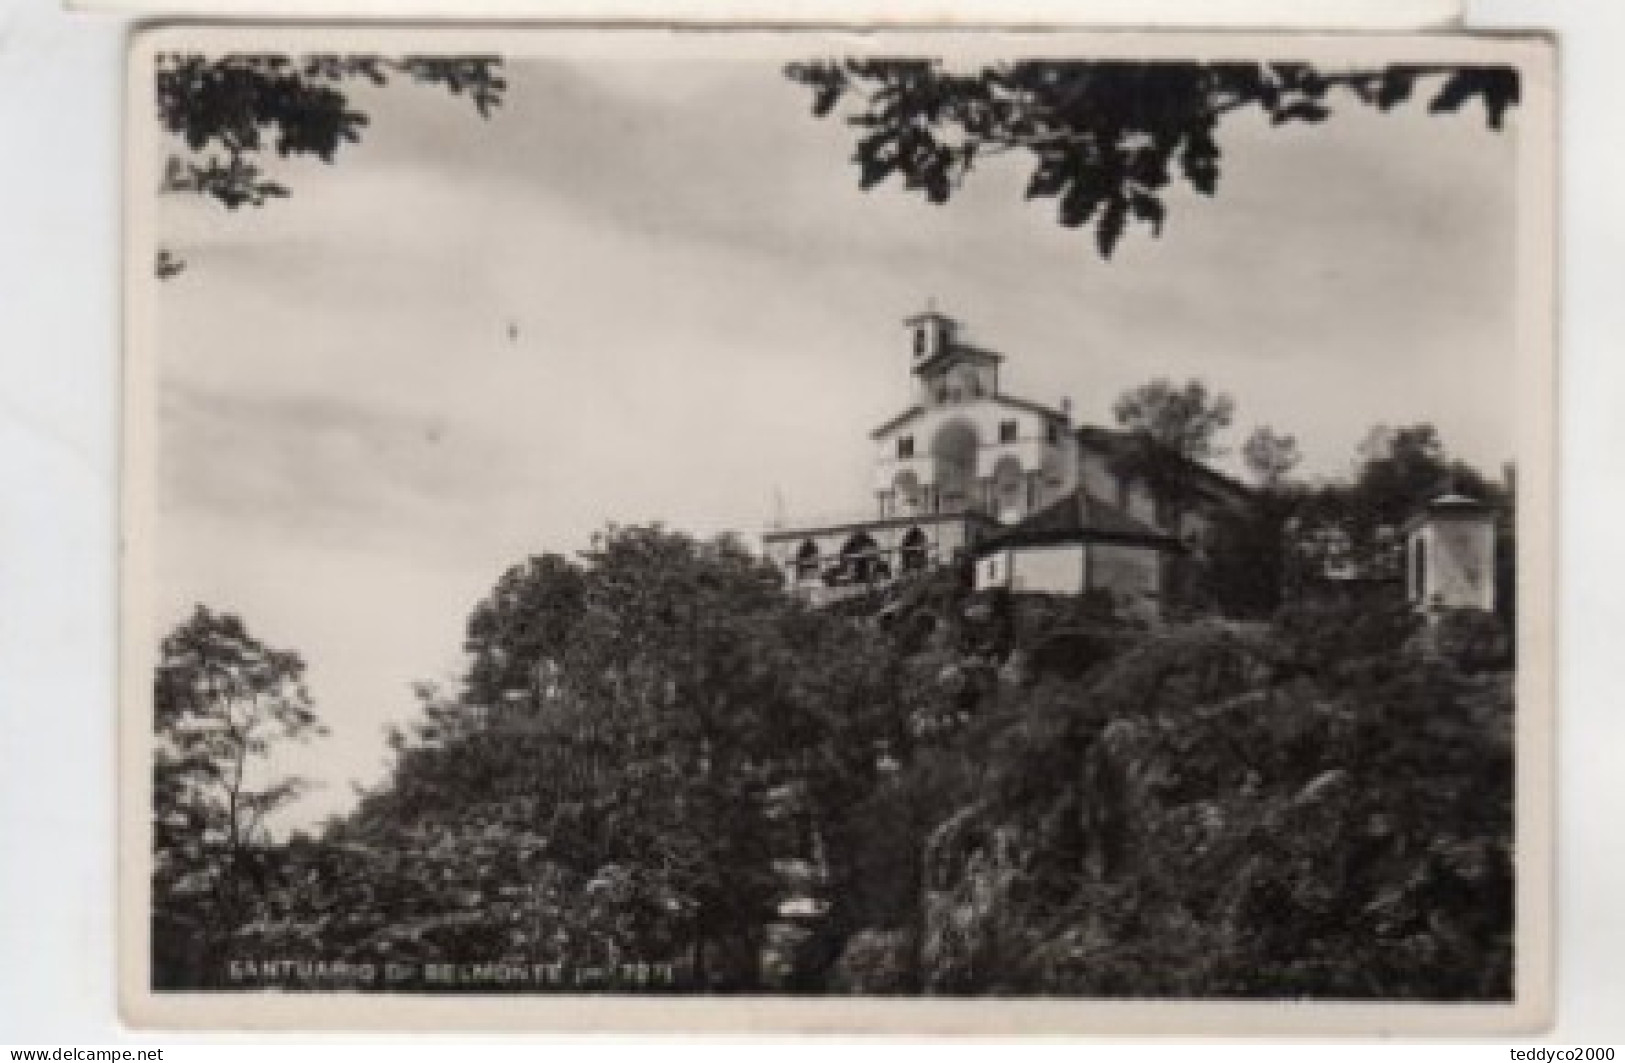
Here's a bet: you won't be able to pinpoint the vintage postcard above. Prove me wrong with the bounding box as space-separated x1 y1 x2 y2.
121 24 1556 1034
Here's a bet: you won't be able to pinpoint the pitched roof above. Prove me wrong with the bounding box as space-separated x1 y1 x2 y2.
912 341 1005 378
871 404 925 439
1424 492 1494 510
870 393 1068 439
976 489 1182 554
996 394 1067 420
1400 491 1498 534
1073 425 1253 506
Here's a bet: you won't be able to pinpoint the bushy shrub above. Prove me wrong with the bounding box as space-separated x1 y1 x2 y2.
168 527 1513 1000
827 929 916 994
912 599 1513 999
1428 608 1512 672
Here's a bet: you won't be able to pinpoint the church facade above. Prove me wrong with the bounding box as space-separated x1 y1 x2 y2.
761 309 1253 614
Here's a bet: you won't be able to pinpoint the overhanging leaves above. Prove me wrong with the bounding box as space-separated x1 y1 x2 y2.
786 60 1518 258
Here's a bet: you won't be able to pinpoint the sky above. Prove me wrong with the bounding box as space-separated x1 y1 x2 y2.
152 40 1520 829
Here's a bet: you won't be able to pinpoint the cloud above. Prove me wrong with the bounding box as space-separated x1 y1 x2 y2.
343 57 1028 270
161 382 526 557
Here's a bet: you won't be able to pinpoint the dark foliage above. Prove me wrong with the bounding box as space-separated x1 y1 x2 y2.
156 53 505 211
785 60 1517 257
151 606 327 988
1110 378 1236 528
155 516 1513 999
153 52 506 279
912 606 1512 999
1196 491 1293 618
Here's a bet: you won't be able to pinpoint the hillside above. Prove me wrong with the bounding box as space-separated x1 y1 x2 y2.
153 530 1514 997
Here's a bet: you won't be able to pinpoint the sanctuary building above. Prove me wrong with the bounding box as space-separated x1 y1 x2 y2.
761 308 1253 614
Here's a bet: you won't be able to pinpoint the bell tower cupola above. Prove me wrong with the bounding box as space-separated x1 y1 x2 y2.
903 304 1002 406
906 304 958 366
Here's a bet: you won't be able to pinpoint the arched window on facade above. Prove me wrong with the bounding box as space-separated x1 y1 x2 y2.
1410 535 1428 602
931 419 980 515
893 469 923 516
992 454 1025 524
839 532 888 586
794 540 820 582
899 527 930 573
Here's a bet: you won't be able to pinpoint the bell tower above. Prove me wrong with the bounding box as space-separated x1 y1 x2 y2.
903 304 1001 406
905 305 957 367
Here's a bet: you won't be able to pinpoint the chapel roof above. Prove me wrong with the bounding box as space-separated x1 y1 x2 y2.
869 393 1068 439
1400 491 1498 534
911 341 1006 378
976 489 1181 554
1073 425 1254 506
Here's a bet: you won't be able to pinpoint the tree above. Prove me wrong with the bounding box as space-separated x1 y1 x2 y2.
1225 425 1300 618
517 526 905 986
188 519 1515 997
1114 378 1235 464
1110 377 1235 527
154 52 506 274
460 552 587 713
1242 425 1302 489
916 603 1511 999
157 53 505 210
151 605 327 986
1199 489 1297 618
785 60 1517 257
1353 423 1478 525
1276 423 1510 599
312 526 907 990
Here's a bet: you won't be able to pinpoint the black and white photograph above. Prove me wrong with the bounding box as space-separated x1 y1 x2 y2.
121 26 1555 1033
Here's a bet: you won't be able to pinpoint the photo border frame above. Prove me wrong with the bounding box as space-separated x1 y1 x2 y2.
118 22 1558 1035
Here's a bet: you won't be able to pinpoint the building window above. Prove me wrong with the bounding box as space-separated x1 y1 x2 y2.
840 532 886 585
999 419 1018 443
894 470 922 513
794 540 820 582
914 328 926 357
900 528 929 572
897 436 914 459
1046 421 1059 445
